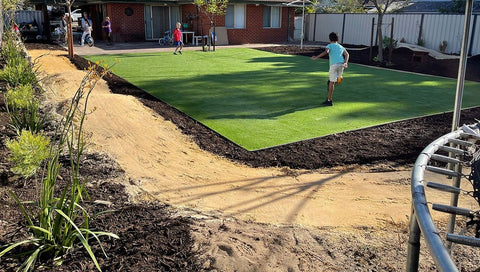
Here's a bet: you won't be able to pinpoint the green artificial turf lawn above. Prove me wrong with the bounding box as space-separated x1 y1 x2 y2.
85 48 480 151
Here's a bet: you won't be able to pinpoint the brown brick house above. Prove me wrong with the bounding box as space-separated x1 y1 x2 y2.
33 0 296 45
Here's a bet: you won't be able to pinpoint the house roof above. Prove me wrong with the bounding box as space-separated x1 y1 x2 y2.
397 1 480 13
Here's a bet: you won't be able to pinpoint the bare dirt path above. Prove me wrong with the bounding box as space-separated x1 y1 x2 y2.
31 47 477 230
23 46 480 271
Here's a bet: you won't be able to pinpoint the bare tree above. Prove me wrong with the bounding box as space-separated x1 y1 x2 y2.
369 0 408 62
64 0 75 59
194 0 228 51
0 0 4 41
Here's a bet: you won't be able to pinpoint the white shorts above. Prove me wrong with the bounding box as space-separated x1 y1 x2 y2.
329 63 344 82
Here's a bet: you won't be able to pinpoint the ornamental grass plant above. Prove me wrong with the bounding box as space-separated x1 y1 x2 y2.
0 29 118 271
4 84 45 134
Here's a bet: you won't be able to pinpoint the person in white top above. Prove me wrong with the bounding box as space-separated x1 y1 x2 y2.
80 12 93 46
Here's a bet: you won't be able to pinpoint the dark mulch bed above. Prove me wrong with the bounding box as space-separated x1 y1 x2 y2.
0 46 205 271
71 45 480 170
1 43 479 271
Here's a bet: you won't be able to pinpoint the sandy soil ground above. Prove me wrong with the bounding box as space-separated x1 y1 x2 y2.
30 47 426 229
19 46 480 271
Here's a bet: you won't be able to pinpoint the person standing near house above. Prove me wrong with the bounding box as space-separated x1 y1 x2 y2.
102 16 113 45
172 22 183 55
311 32 349 106
58 14 67 44
80 12 93 46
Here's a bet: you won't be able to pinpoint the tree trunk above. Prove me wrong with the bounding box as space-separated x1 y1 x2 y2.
212 23 216 51
0 0 4 44
376 12 384 62
67 6 74 59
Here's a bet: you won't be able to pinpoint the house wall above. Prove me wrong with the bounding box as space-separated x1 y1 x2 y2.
228 5 294 44
88 3 293 44
106 3 145 42
181 4 294 44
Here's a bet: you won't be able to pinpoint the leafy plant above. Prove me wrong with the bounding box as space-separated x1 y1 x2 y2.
382 36 398 49
0 57 39 88
194 0 228 51
1 31 25 64
4 84 44 133
319 0 366 13
0 61 119 272
439 40 448 53
417 37 425 47
5 130 50 178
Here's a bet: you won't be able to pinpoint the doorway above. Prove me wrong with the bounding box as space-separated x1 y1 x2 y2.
145 5 180 40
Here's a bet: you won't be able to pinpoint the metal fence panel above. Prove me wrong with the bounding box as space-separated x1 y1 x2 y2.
342 13 375 45
15 10 44 33
472 16 480 55
305 13 480 55
422 14 464 54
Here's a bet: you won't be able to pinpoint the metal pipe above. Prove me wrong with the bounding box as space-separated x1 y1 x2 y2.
438 145 465 155
406 207 421 272
460 132 480 141
432 203 473 217
300 0 305 49
426 182 461 194
430 154 461 164
425 165 461 177
451 0 474 132
408 128 463 272
448 138 474 147
446 159 463 250
447 233 480 247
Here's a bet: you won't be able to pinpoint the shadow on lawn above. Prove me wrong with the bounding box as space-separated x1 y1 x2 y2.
131 61 468 122
72 50 480 170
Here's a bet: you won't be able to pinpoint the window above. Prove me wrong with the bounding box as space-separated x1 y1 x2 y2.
263 6 281 28
225 4 245 29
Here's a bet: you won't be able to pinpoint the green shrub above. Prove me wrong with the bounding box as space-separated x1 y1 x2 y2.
382 36 398 49
0 61 119 272
1 33 25 64
5 130 50 178
4 84 44 133
417 37 425 47
0 58 39 88
439 40 448 53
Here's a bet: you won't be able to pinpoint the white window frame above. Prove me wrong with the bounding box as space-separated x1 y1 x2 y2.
225 4 246 29
263 6 281 28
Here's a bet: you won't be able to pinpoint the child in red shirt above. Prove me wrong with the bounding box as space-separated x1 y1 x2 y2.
172 22 183 55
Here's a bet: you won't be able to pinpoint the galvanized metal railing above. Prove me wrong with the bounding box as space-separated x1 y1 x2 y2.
407 122 480 272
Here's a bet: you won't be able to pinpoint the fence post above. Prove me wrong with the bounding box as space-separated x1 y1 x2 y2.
389 17 394 63
369 17 375 61
468 14 477 56
417 14 424 45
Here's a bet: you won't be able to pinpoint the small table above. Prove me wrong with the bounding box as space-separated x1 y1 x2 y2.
182 31 195 44
194 35 208 46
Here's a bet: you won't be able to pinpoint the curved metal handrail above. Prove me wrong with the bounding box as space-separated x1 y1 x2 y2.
407 122 480 272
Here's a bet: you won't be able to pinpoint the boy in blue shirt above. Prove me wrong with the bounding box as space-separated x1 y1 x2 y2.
311 32 349 106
